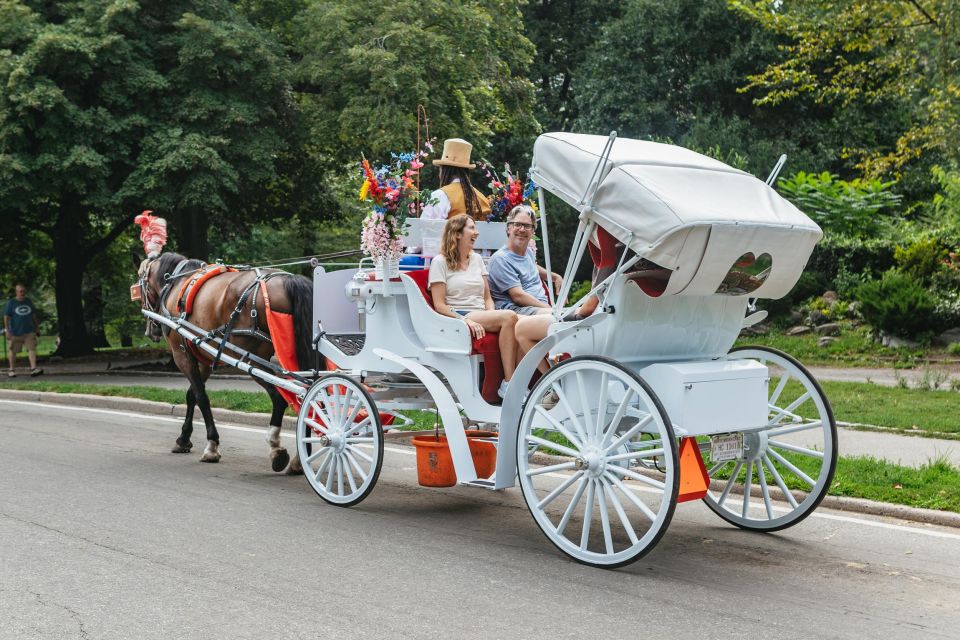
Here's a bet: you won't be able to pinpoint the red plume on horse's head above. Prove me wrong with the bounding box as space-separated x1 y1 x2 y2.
134 210 168 258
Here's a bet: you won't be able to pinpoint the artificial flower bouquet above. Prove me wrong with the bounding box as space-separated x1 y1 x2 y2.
358 151 433 261
480 162 537 222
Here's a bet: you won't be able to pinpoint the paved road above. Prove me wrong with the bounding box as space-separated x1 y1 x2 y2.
1 400 958 639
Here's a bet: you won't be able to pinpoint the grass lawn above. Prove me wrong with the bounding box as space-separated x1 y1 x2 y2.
734 324 955 368
813 380 960 435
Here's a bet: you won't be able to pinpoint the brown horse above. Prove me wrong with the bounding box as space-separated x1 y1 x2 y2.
134 251 318 472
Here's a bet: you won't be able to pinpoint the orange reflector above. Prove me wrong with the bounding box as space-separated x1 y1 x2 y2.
677 436 710 503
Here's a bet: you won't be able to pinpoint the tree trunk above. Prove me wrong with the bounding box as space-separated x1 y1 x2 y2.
83 281 110 348
176 207 209 260
52 205 94 357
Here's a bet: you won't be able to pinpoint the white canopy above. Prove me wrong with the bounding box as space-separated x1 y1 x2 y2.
530 132 823 298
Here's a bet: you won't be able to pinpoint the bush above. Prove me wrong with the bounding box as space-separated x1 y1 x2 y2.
894 237 950 282
777 171 902 238
854 270 942 341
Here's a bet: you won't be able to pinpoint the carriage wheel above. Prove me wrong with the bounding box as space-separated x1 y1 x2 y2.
702 346 837 531
296 374 384 507
517 356 679 568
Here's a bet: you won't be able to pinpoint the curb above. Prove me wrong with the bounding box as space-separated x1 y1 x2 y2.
3 388 959 530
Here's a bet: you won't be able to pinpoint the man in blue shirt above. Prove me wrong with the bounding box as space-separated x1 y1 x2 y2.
487 205 563 315
4 283 42 377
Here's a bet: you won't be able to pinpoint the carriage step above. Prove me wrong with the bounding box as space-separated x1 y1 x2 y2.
462 479 497 489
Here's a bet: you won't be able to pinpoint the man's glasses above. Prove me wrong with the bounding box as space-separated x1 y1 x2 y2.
509 222 535 231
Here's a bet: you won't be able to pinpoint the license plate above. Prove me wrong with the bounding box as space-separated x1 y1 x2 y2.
130 284 142 301
710 433 743 462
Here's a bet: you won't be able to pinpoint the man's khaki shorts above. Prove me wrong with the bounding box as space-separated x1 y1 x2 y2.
8 332 37 353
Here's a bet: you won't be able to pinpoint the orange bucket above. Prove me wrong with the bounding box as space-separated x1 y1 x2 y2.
411 431 497 487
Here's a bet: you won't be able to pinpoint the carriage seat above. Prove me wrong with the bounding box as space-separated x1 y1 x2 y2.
402 269 504 404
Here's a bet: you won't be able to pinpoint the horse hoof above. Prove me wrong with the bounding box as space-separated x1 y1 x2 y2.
271 448 290 473
200 452 221 463
286 457 304 476
171 444 193 454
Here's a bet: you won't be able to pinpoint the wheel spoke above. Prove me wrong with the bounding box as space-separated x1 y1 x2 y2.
536 470 584 510
767 448 816 487
708 459 732 477
525 434 579 458
604 471 656 522
768 439 824 459
323 453 336 492
525 461 577 477
742 461 753 518
606 464 665 490
347 445 374 464
580 480 596 551
595 371 610 441
766 421 822 437
769 373 791 406
342 454 358 494
716 460 744 509
770 391 811 425
604 414 654 455
606 448 664 463
305 446 330 466
534 405 583 450
574 371 594 439
345 436 375 444
554 383 589 445
556 476 589 536
596 479 614 554
343 417 372 438
600 387 637 449
601 478 638 544
305 416 329 436
339 395 363 430
336 454 344 496
763 454 799 509
756 461 774 520
302 435 327 444
344 449 368 481
313 450 333 481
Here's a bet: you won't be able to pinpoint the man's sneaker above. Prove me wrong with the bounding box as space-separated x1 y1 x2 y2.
7 370 15 378
30 367 43 377
539 389 559 410
498 379 509 399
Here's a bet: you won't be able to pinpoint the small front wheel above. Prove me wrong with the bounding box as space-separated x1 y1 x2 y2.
517 356 678 568
296 374 384 507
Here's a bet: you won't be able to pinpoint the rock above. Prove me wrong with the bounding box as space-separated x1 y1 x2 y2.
808 310 830 325
787 325 812 336
880 332 920 349
818 336 838 347
848 301 861 316
933 327 960 346
740 324 770 337
788 310 804 324
815 322 842 336
821 290 839 303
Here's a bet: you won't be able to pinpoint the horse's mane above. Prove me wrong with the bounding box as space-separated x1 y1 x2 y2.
154 252 204 283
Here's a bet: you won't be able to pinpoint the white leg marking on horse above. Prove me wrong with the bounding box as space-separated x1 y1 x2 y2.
200 440 221 463
266 426 281 448
286 448 303 475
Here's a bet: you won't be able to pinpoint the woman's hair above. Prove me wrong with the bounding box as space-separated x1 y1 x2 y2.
506 204 536 227
440 214 472 271
438 165 482 219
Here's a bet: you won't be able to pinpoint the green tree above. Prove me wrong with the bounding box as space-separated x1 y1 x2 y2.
0 0 320 355
731 0 960 177
573 0 905 179
292 0 538 165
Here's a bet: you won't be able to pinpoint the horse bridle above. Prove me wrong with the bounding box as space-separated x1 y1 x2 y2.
137 257 193 339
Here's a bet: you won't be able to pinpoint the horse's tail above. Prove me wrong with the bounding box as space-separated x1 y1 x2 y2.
283 274 323 372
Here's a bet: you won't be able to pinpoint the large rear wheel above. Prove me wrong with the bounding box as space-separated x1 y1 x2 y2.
517 356 678 568
703 346 837 531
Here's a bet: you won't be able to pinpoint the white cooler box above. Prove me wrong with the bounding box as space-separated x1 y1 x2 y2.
637 360 769 436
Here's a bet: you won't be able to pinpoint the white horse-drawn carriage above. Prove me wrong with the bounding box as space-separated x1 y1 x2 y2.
148 132 837 568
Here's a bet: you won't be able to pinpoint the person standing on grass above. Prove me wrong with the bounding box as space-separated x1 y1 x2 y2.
4 283 43 378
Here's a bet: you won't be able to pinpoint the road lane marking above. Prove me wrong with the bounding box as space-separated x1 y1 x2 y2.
4 399 959 541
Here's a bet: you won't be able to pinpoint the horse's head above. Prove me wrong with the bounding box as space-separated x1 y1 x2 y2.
133 251 187 341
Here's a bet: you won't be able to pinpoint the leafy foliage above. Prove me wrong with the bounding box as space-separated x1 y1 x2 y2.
731 0 960 176
777 171 902 237
894 237 950 282
855 270 942 340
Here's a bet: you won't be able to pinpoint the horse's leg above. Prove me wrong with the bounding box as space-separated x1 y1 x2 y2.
255 379 292 472
193 362 221 463
171 386 196 453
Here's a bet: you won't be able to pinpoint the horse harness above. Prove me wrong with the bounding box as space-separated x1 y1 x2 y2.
146 259 288 370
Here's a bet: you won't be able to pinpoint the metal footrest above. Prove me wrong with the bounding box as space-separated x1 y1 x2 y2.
326 333 366 356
